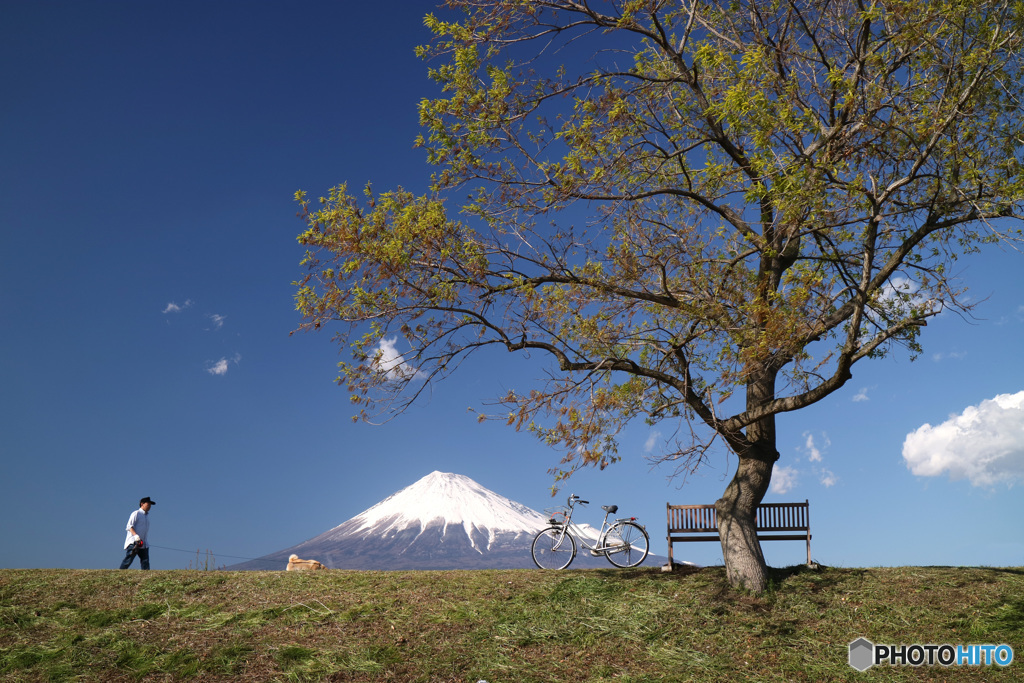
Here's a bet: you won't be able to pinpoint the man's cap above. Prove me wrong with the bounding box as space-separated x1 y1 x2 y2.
140 497 156 506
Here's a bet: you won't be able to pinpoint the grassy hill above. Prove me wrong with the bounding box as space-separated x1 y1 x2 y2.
1 565 1021 681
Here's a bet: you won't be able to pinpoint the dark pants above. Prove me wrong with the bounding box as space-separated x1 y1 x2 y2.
119 542 150 570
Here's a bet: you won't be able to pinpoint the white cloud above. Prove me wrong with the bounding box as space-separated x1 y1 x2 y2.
781 434 838 489
995 305 1024 325
879 276 935 310
162 299 193 314
903 391 1024 487
372 337 423 381
771 465 798 495
206 359 229 376
932 350 967 362
205 353 241 377
871 276 943 325
802 432 830 462
207 313 226 330
644 431 662 454
804 433 824 462
852 387 870 402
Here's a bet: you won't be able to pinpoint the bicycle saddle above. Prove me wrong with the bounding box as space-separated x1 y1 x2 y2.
602 505 618 514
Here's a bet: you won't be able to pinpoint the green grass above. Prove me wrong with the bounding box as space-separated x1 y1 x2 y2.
0 565 1021 681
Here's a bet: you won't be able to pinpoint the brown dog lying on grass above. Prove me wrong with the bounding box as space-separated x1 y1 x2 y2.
286 554 326 571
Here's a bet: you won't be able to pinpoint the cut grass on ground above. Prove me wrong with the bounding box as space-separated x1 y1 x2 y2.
1 565 1021 681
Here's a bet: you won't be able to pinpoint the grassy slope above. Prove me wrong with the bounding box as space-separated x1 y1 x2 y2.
1 565 1021 682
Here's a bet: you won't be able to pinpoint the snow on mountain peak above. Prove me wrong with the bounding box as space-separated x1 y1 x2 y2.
348 471 549 539
225 470 632 570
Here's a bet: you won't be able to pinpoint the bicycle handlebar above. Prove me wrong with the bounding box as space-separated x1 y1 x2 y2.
569 494 589 506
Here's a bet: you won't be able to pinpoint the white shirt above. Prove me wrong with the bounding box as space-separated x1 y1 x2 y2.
124 507 150 549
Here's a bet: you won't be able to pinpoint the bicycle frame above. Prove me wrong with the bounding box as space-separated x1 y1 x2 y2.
547 495 635 554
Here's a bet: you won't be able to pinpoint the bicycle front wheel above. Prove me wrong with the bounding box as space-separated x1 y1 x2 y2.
531 527 577 570
602 521 650 568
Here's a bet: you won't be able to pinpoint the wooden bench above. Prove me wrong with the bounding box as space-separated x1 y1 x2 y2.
666 500 812 567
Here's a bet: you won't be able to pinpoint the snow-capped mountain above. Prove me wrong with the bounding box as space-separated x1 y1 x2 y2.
228 471 640 570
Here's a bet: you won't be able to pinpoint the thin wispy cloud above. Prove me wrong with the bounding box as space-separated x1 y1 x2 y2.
811 435 837 486
819 469 838 487
852 387 870 402
788 433 838 489
206 353 241 377
771 465 798 495
207 313 226 330
644 431 662 454
804 433 824 462
903 391 1024 487
207 359 230 376
162 299 193 314
932 350 967 362
994 305 1024 326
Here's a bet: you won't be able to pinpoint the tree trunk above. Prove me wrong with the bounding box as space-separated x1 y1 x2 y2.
716 446 777 592
714 336 783 592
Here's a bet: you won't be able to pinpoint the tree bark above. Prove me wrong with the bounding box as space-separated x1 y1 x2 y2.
716 363 780 592
716 451 775 592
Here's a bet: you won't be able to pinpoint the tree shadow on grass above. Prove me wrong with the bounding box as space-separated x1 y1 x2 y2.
909 565 1024 575
766 563 867 593
980 595 1024 631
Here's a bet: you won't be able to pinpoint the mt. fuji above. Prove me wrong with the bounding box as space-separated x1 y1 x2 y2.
229 471 645 570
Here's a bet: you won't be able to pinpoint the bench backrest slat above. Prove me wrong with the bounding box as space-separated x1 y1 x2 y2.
667 504 717 532
755 502 809 531
667 501 809 533
666 500 812 568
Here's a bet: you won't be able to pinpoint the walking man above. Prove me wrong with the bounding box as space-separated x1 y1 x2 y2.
119 496 155 569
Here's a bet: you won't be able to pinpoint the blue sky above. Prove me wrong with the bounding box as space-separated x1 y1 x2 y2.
2 2 1022 571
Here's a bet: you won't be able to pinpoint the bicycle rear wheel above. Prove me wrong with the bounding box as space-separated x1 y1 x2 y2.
602 521 649 568
531 527 577 570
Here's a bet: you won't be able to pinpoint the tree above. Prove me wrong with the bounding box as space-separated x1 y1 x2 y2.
294 0 1024 591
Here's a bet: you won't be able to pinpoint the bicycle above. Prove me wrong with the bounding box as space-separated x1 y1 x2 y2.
531 494 650 569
